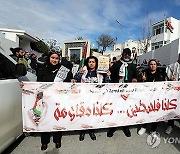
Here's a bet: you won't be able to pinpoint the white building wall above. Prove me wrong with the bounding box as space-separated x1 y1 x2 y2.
20 38 33 52
0 37 18 55
178 21 180 38
3 32 19 42
115 39 151 58
103 51 121 60
151 17 180 48
62 40 90 62
170 17 179 42
0 28 40 56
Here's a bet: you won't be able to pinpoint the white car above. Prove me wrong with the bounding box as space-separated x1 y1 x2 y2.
0 49 36 153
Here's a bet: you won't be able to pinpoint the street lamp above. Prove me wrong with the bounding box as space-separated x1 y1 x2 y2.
116 19 124 42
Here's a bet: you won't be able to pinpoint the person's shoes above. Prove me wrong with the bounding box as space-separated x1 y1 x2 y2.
79 132 85 141
107 131 114 137
165 126 173 135
55 143 61 149
41 144 47 151
137 127 146 135
123 128 131 137
89 132 96 140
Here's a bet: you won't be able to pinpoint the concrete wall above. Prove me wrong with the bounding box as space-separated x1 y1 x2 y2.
138 38 179 65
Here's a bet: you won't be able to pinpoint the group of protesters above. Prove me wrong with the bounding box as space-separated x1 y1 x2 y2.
17 47 179 151
9 47 38 74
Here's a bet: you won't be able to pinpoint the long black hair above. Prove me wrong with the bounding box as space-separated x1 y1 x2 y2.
10 47 23 55
148 59 158 67
85 56 98 71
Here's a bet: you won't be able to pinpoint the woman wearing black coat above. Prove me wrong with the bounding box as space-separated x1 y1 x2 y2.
37 52 73 150
137 59 167 135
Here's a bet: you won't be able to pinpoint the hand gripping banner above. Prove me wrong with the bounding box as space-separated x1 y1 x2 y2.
22 81 180 132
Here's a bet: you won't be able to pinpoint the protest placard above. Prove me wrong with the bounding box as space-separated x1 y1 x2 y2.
97 56 109 73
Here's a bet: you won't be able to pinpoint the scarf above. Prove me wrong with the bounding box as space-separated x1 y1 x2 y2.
119 60 129 83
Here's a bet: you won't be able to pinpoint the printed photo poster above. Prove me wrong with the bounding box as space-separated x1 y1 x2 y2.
22 81 180 132
97 56 109 73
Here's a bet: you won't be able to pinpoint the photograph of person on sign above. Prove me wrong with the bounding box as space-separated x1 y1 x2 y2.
97 56 109 73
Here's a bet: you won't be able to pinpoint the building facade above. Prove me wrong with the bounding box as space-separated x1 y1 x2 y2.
151 17 180 50
113 17 180 60
0 28 40 56
62 40 90 63
114 39 151 59
138 17 180 65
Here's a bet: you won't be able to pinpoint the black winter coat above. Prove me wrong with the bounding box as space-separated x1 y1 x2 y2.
144 68 166 82
37 64 73 82
110 60 139 83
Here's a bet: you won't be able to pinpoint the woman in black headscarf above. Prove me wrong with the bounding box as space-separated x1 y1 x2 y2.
37 52 73 150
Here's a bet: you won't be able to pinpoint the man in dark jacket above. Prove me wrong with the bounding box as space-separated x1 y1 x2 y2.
107 48 140 137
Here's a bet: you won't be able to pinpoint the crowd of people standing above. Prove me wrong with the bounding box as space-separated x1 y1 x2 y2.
15 46 179 151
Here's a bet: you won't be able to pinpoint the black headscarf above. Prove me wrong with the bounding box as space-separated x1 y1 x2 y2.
45 52 60 71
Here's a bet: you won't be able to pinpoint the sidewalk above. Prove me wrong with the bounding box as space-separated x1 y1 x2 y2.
11 121 180 154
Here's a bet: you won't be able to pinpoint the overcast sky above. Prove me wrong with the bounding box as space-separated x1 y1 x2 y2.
0 0 179 48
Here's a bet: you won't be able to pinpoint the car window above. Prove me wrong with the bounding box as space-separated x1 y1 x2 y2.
0 53 16 80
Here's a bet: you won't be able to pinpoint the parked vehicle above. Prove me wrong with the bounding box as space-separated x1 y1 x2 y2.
0 48 36 153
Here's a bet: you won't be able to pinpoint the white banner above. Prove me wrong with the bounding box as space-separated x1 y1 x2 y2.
22 81 180 132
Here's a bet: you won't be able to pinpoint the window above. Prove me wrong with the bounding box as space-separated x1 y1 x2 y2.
0 53 16 79
155 46 159 49
156 28 161 35
69 49 80 63
152 23 164 36
151 41 163 50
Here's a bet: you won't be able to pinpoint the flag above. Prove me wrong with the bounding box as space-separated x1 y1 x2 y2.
78 42 88 69
166 19 174 33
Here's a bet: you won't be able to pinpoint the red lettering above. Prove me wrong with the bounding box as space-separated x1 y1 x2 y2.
54 107 61 121
61 108 67 118
68 106 75 121
102 103 113 115
85 107 91 116
168 99 177 109
174 86 180 91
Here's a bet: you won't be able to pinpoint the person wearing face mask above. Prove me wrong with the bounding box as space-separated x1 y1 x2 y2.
107 48 140 138
37 52 73 151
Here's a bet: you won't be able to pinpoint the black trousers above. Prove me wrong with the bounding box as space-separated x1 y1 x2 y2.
141 122 158 132
41 132 62 144
108 126 129 134
167 120 174 127
80 129 95 135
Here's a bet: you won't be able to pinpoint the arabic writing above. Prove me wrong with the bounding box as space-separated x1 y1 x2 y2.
54 98 178 121
54 101 113 121
126 98 178 118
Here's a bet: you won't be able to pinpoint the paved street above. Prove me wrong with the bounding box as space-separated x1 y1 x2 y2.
8 121 180 154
